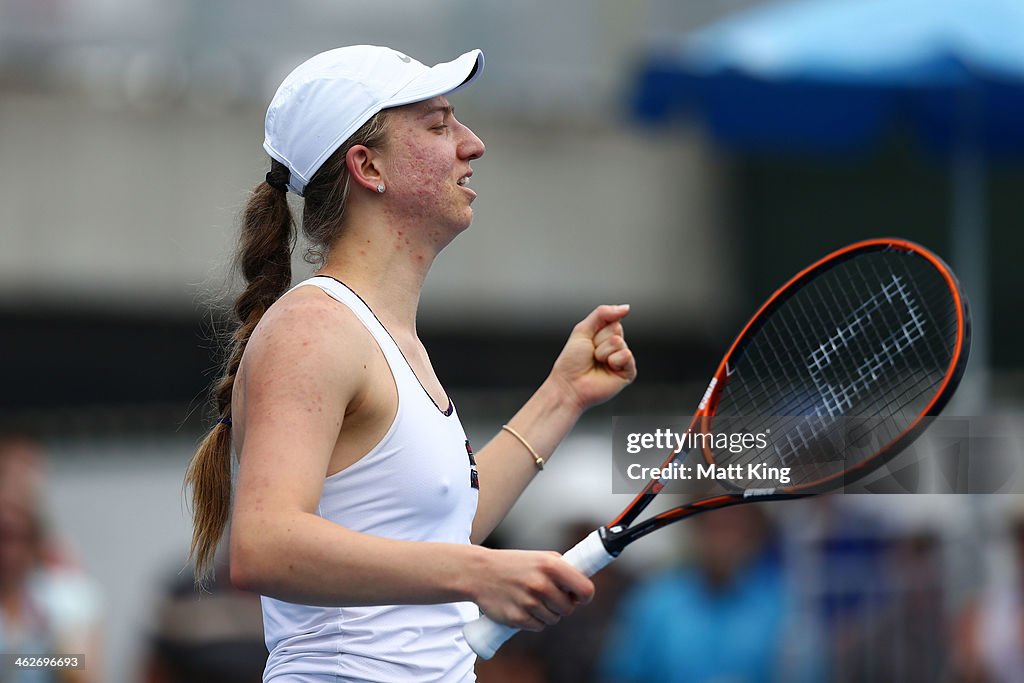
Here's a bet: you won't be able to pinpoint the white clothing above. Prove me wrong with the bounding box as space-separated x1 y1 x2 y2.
261 276 479 683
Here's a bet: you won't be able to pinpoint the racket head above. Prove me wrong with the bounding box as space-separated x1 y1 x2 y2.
698 238 970 494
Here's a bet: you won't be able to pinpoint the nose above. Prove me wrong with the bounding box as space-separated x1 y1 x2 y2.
457 121 485 161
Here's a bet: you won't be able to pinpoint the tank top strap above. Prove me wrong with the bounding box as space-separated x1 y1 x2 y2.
289 276 415 385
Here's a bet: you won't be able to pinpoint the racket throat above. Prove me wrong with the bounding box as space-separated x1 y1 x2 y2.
598 525 629 556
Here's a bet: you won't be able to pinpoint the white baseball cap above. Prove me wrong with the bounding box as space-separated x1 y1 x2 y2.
263 45 484 196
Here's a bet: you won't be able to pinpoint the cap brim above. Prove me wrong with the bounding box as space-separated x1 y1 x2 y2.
383 49 484 108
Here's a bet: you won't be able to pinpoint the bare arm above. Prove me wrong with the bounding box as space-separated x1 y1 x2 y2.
471 304 637 542
229 290 594 630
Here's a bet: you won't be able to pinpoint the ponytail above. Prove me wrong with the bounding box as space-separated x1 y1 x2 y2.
184 111 390 584
185 159 295 583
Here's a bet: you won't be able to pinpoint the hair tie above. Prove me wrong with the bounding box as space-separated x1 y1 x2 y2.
265 172 289 193
217 416 233 427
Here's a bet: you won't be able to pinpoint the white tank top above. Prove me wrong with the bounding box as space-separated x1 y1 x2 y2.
261 276 480 683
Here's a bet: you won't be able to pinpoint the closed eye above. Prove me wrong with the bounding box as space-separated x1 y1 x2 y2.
421 103 455 131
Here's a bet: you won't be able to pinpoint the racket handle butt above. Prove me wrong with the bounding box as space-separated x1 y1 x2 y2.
463 530 617 660
464 616 516 660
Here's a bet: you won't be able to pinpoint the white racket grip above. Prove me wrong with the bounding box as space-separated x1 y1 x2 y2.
463 530 617 660
561 529 617 576
463 612 517 660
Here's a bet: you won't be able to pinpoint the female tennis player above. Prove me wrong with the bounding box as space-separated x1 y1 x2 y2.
184 45 635 682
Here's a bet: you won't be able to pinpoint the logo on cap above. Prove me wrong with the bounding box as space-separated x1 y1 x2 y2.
396 53 411 63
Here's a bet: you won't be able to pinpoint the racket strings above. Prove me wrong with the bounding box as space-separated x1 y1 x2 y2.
733 298 957 440
737 309 950 464
724 265 954 417
706 250 960 489
856 257 949 382
736 336 950 478
731 358 948 486
810 275 922 414
724 279 950 421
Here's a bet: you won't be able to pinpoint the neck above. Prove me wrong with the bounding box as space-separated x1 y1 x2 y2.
317 213 443 335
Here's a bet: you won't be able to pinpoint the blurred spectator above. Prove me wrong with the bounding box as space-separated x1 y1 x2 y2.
836 530 950 683
0 434 102 683
140 549 266 683
785 497 892 679
954 505 1024 683
599 504 821 683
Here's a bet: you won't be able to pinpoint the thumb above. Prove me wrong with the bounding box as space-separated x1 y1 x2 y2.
574 304 630 337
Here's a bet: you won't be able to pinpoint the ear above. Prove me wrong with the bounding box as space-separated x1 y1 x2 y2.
346 145 384 193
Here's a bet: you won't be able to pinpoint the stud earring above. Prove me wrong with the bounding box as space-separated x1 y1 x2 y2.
376 183 386 194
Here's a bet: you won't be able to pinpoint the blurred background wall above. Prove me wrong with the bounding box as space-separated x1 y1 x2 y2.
1 1 1022 682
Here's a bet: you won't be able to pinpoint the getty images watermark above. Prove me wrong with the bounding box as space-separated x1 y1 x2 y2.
611 416 1024 495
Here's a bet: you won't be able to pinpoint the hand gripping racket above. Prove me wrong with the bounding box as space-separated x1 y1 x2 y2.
464 238 971 659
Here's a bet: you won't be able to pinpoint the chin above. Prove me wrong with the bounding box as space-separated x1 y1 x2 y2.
451 209 475 234
446 221 473 244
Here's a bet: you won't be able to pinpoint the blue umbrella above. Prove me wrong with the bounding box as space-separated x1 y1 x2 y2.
635 0 1024 408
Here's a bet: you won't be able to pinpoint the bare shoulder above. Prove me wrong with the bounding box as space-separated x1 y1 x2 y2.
241 284 375 398
231 284 379 520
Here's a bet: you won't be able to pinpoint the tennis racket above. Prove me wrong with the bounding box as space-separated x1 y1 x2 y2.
464 237 970 659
